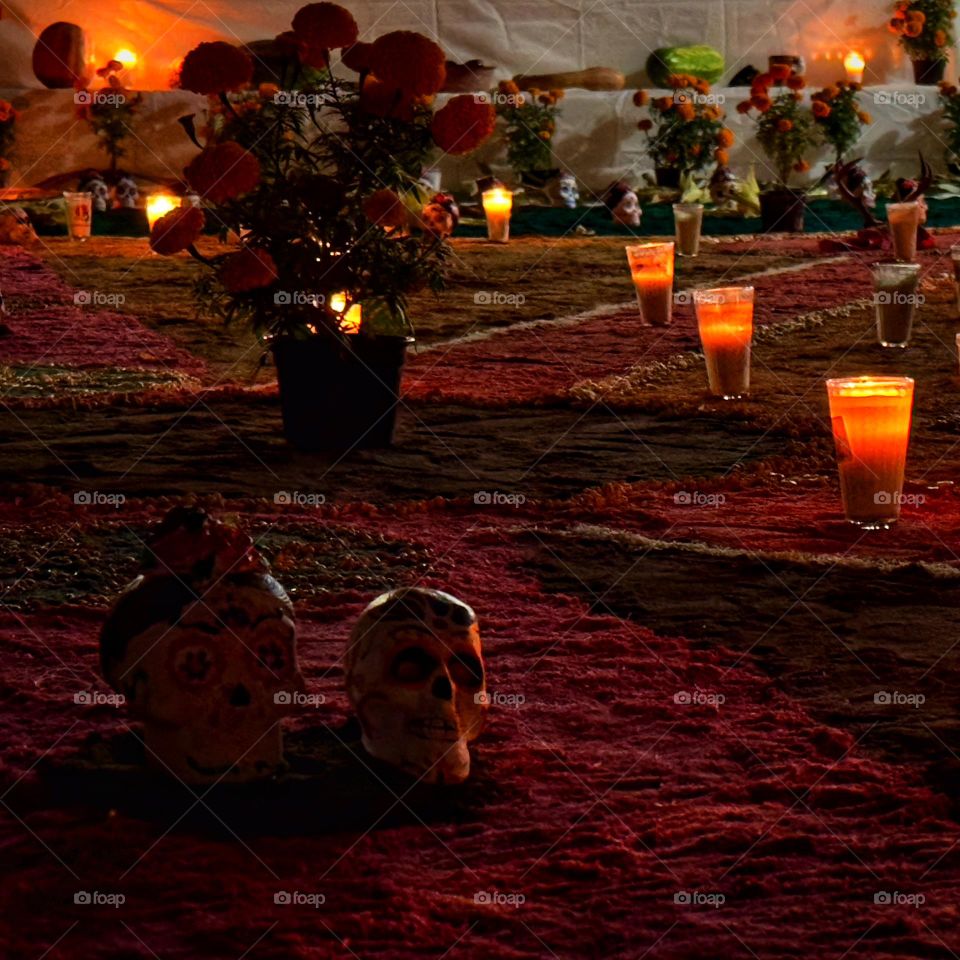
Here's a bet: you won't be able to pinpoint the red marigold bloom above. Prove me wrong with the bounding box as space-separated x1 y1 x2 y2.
717 128 735 147
736 100 752 114
219 246 278 292
150 205 205 255
363 188 408 228
637 118 654 130
786 74 805 90
751 94 772 112
292 3 359 47
342 41 374 73
368 31 446 96
633 89 649 107
769 63 792 81
178 42 253 95
812 99 831 118
431 95 495 154
185 142 261 204
359 76 418 120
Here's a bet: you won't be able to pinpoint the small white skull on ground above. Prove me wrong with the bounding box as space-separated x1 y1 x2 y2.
114 176 139 210
80 176 110 213
345 587 486 785
100 507 305 784
612 188 641 227
550 173 579 209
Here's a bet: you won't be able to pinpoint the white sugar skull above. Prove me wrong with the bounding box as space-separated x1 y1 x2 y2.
79 176 110 213
345 588 486 785
550 172 579 209
613 188 641 227
114 176 139 210
419 193 459 238
100 507 305 784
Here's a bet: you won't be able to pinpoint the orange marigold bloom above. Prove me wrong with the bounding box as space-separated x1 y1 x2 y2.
753 72 774 89
184 142 261 204
219 246 278 292
676 101 696 121
149 205 205 255
292 3 359 48
499 79 521 96
717 128 735 147
178 41 253 95
794 160 810 173
857 111 872 124
637 118 653 131
777 118 793 132
715 149 730 166
358 76 419 120
786 74 805 90
907 9 926 23
812 100 831 118
341 42 374 73
363 188 408 228
751 94 772 112
935 29 948 46
736 99 752 114
654 96 673 111
903 20 923 37
770 63 792 81
633 89 649 107
550 88 565 101
431 95 496 155
369 31 447 96
889 17 906 33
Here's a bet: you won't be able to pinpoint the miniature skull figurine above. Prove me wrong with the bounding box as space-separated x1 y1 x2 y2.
113 176 139 210
100 507 305 784
549 172 579 209
345 587 487 785
79 175 110 213
419 192 460 238
604 180 641 227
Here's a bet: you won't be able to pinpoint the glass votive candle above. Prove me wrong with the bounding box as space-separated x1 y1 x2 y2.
825 376 915 529
146 193 180 231
886 201 920 263
693 286 754 399
672 203 703 257
950 245 960 315
625 241 675 326
63 191 93 241
871 262 921 348
482 188 512 243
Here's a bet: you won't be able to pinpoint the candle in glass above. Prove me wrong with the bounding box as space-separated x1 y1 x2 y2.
825 376 914 529
63 191 93 241
886 202 919 262
693 286 754 399
673 203 703 257
625 242 674 326
146 194 180 231
844 51 865 84
482 188 512 243
330 291 362 334
871 261 920 348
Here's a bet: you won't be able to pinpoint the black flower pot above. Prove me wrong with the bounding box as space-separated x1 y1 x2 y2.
272 333 411 452
654 166 682 188
912 57 947 84
760 188 806 233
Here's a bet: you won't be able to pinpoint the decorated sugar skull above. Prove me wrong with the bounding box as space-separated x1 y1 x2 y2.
419 192 460 238
605 180 641 227
79 175 110 213
345 587 486 785
113 175 139 210
100 507 305 784
549 172 579 209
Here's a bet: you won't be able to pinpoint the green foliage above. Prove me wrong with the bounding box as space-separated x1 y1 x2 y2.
891 0 956 61
493 84 562 175
751 90 819 187
811 83 870 161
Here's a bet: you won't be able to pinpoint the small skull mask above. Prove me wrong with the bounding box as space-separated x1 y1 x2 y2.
345 588 486 785
100 507 305 784
550 173 579 209
113 176 139 210
612 188 641 227
79 176 110 213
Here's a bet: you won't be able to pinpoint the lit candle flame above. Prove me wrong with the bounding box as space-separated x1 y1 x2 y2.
146 194 179 231
844 51 865 83
114 49 138 68
330 291 362 334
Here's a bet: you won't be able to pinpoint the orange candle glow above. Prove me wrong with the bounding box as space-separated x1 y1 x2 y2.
330 291 362 334
844 50 865 84
482 188 512 243
825 376 914 528
693 286 754 399
625 242 674 326
146 193 179 231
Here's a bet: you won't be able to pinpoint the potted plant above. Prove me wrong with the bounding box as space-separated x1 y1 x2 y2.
150 3 495 452
738 67 818 232
492 80 563 187
635 75 732 188
810 80 872 163
888 0 956 84
937 79 960 172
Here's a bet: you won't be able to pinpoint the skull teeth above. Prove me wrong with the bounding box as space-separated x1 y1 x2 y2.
409 717 458 739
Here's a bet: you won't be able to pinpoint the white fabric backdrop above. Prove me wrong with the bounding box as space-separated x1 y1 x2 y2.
2 0 955 90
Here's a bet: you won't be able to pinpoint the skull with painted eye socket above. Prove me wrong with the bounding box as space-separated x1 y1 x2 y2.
345 588 487 785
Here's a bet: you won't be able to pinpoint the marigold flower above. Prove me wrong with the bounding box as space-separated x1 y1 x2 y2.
654 96 672 112
777 118 793 132
857 110 872 124
363 188 408 228
292 3 358 52
637 118 653 131
499 79 520 96
633 89 650 107
903 20 923 37
794 160 810 172
907 9 926 24
786 74 805 90
715 149 730 166
550 89 565 101
184 142 261 203
770 63 792 81
259 82 280 99
149 205 205 255
753 72 774 89
676 101 696 121
717 127 735 147
178 41 253 95
812 100 831 118
751 94 772 112
219 246 278 292
889 17 906 33
935 29 948 46
358 76 418 120
736 100 752 114
431 95 496 154
539 130 551 140
369 31 446 96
